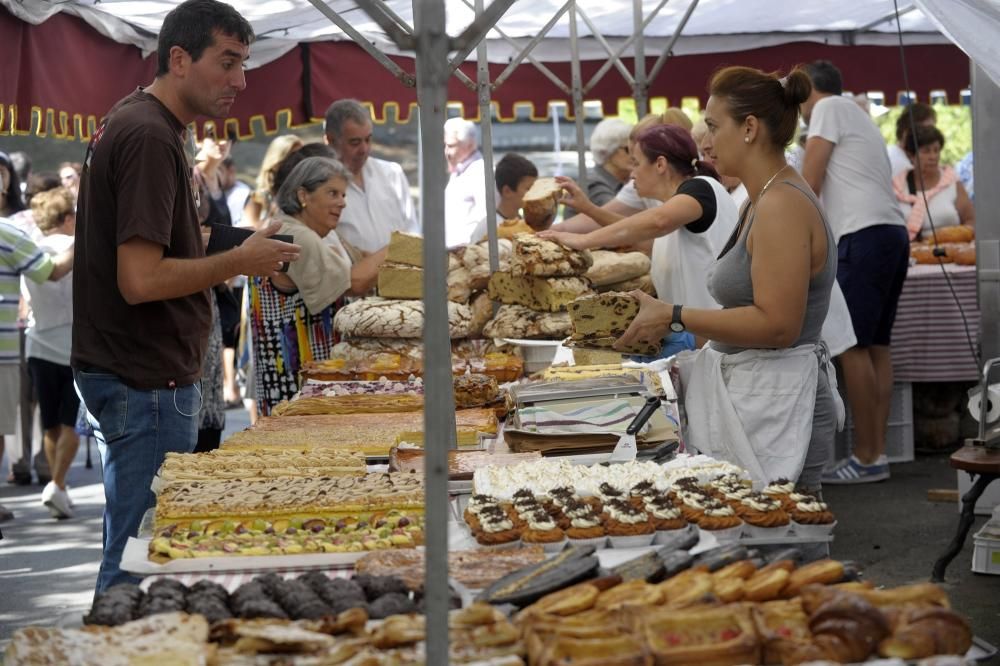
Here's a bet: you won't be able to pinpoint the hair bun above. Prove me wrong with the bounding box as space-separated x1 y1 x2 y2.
783 69 813 107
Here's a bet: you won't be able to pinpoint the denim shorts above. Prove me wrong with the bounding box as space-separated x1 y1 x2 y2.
75 369 200 594
836 224 910 347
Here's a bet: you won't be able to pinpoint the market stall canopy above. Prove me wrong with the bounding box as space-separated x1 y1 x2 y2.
0 0 977 139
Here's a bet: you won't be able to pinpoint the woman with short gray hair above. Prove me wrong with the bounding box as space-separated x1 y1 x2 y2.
586 118 633 206
248 156 386 413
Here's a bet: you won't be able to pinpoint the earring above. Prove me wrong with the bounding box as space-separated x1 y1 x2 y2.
300 201 307 209
744 136 750 144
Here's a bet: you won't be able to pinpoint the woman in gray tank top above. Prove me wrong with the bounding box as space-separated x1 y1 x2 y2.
617 66 837 494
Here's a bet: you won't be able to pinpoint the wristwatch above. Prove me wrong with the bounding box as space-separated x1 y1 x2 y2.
669 304 686 333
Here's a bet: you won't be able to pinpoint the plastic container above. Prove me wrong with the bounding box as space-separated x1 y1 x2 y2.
832 381 914 464
568 535 609 549
700 524 743 544
791 520 837 539
501 339 567 374
972 527 1000 575
609 533 656 548
742 522 793 539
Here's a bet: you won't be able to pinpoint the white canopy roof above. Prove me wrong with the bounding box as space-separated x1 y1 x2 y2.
1 0 951 68
5 0 999 86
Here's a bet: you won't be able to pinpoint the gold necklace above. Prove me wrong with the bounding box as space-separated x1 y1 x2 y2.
757 163 790 200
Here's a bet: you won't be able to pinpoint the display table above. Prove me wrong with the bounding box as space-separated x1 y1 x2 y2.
891 264 980 382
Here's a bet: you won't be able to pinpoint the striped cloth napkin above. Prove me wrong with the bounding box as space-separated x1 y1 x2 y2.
517 399 649 436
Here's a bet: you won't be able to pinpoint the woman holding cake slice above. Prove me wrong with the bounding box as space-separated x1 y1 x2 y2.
248 157 385 414
616 66 837 494
539 123 739 357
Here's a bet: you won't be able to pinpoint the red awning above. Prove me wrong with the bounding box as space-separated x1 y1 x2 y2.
1 6 970 140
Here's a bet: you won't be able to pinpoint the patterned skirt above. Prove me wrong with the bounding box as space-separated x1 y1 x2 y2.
248 277 340 416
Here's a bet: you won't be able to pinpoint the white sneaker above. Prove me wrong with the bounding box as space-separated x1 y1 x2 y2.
41 481 74 519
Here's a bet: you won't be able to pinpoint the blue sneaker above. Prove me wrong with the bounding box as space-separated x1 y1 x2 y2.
822 455 890 484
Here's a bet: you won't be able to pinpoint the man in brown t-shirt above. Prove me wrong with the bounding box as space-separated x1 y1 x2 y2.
73 0 300 594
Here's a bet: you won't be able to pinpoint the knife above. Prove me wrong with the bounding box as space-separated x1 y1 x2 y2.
607 395 661 463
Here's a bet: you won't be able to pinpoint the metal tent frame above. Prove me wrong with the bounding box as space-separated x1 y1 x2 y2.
299 1 998 661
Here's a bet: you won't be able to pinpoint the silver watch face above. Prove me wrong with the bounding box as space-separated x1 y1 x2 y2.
670 322 685 333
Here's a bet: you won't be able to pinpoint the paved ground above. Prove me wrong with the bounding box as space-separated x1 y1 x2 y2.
1 417 999 658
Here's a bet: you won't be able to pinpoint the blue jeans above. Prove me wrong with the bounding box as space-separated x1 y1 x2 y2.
74 369 200 594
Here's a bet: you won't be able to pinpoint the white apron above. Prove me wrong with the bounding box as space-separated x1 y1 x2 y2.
680 344 820 487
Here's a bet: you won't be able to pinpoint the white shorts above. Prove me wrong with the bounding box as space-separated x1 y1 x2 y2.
0 364 19 435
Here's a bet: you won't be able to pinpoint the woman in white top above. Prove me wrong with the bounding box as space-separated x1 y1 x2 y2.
22 188 78 519
893 124 974 240
541 123 739 349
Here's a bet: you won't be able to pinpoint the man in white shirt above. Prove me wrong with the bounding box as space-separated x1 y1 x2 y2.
324 100 418 252
444 118 486 247
800 60 909 485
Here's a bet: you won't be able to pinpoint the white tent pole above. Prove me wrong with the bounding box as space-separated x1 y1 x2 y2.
576 6 636 86
478 0 501 276
632 0 648 118
459 0 572 94
972 63 1000 365
305 0 415 86
491 0 573 89
569 1 587 186
583 0 670 93
413 0 454 661
648 0 701 86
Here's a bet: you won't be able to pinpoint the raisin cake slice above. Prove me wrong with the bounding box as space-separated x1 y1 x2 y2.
487 272 593 312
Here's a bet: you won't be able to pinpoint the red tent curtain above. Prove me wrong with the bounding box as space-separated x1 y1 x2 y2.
1 6 970 140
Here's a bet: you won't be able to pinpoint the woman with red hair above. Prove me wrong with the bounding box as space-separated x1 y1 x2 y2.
541 123 739 353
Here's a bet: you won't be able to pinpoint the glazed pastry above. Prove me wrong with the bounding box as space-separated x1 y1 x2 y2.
790 498 836 525
604 500 655 536
520 511 566 544
740 495 791 528
645 496 687 531
694 502 743 531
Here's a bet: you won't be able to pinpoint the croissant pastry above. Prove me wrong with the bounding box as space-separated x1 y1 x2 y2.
878 607 973 659
805 593 891 663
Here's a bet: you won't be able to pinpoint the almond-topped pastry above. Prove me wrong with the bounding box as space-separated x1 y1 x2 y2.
718 484 753 510
740 494 790 528
645 496 687 531
695 502 743 531
565 511 606 540
790 497 836 525
597 482 627 504
474 513 521 546
762 478 796 502
782 490 817 512
520 510 566 544
604 500 655 537
670 476 703 495
677 491 714 522
463 494 501 529
629 480 659 508
558 499 595 530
